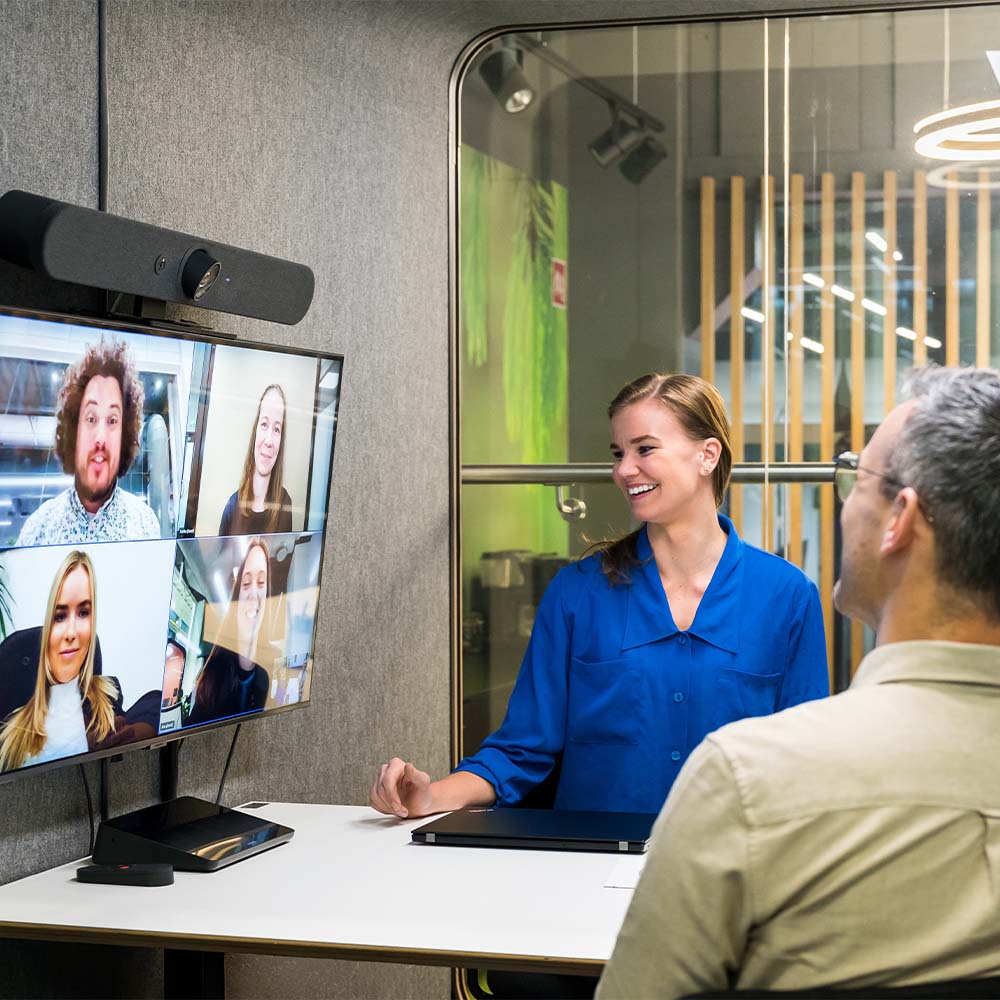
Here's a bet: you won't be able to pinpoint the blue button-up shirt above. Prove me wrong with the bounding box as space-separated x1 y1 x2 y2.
456 515 829 813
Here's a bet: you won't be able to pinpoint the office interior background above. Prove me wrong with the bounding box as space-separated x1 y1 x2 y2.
1 1 997 997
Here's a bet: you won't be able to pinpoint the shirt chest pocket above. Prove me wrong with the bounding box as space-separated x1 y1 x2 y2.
716 666 782 724
567 656 640 746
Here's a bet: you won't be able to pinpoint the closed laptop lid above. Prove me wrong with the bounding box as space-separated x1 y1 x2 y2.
411 807 657 854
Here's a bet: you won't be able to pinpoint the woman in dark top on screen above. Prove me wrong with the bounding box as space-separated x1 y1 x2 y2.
187 538 271 726
218 384 293 536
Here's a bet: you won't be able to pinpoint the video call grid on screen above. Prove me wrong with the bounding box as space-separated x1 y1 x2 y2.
0 307 343 776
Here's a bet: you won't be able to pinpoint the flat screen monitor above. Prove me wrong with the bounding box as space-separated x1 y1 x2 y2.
0 306 342 779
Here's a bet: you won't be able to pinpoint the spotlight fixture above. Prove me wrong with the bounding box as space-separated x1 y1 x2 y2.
589 105 646 168
479 49 534 114
619 136 667 184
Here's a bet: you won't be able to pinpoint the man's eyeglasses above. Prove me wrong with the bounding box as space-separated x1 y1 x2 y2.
833 452 934 523
833 452 905 502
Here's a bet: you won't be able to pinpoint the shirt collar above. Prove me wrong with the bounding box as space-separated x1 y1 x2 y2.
68 483 119 522
621 513 743 653
852 640 1000 690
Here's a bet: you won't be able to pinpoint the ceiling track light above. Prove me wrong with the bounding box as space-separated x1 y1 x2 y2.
479 48 534 114
510 32 667 183
589 104 647 168
619 135 667 184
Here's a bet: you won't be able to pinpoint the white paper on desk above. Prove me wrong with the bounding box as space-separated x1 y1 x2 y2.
604 854 647 889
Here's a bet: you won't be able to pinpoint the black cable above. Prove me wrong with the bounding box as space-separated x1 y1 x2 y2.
97 0 109 212
79 764 96 856
215 724 242 806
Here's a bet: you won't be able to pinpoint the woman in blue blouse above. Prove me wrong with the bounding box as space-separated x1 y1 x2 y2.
371 373 828 818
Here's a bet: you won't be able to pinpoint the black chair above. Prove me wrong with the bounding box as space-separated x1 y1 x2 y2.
682 977 1000 1000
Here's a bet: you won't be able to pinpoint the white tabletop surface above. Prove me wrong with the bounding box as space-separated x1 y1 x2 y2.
0 802 643 974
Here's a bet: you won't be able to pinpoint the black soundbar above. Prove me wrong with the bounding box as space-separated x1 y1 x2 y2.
0 190 314 325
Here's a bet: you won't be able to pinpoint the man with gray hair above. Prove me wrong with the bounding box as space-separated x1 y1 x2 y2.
597 366 1000 999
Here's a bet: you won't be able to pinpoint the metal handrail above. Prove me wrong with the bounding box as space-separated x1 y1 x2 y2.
462 462 834 485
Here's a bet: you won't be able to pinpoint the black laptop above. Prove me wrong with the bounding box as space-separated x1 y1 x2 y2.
411 807 657 854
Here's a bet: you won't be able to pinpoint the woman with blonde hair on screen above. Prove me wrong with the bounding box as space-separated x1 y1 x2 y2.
0 551 124 771
218 384 293 536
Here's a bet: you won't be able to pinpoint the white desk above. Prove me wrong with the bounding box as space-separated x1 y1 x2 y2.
0 802 642 977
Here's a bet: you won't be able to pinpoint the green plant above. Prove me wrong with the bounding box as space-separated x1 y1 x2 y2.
460 146 494 368
501 176 568 463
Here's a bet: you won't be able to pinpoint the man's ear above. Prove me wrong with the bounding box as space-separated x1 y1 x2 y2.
879 487 921 556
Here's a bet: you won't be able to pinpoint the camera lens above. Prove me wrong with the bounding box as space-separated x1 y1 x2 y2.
195 261 221 299
181 250 222 301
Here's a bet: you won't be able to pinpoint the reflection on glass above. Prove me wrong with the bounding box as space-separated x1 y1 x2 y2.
458 5 1000 739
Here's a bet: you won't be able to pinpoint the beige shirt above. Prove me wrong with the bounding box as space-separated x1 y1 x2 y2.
597 641 1000 1000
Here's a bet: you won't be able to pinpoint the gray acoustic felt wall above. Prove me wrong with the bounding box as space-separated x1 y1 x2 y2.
0 1 935 997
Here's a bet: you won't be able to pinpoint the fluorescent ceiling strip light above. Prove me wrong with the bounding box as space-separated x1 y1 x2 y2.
741 307 766 323
862 298 888 317
865 232 888 253
893 250 903 262
802 272 824 288
924 336 942 349
0 474 74 488
895 326 917 341
800 337 824 354
831 284 855 302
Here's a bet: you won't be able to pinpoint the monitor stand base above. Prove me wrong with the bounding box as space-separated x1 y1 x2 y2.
92 796 294 872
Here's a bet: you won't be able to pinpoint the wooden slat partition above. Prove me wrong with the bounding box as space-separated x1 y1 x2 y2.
788 174 805 569
913 170 928 366
883 171 897 412
978 171 991 369
730 176 745 533
946 175 960 366
762 174 775 551
850 172 866 674
701 177 716 382
820 172 835 678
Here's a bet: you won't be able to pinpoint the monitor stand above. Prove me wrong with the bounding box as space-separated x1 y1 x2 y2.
92 796 294 872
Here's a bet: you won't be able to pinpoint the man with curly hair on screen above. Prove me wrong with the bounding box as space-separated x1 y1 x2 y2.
17 340 160 545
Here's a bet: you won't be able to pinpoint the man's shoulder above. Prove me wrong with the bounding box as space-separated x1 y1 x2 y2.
17 490 73 544
115 488 160 534
705 688 887 823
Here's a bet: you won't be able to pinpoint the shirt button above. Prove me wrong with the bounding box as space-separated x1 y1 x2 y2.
673 692 684 703
670 750 682 762
678 634 687 645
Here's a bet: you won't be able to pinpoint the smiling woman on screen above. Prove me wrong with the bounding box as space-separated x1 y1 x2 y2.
187 538 272 726
372 372 829 819
218 384 293 537
0 552 125 771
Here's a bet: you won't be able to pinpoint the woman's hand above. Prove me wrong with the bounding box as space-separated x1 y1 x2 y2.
370 757 434 818
369 761 496 819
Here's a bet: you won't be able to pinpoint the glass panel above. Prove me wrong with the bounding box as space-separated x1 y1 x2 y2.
775 6 1000 680
458 4 1000 751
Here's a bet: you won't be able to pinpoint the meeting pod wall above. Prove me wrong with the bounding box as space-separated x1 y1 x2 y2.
0 0 982 998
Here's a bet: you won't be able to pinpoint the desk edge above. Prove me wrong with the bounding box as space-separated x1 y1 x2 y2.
0 921 605 977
